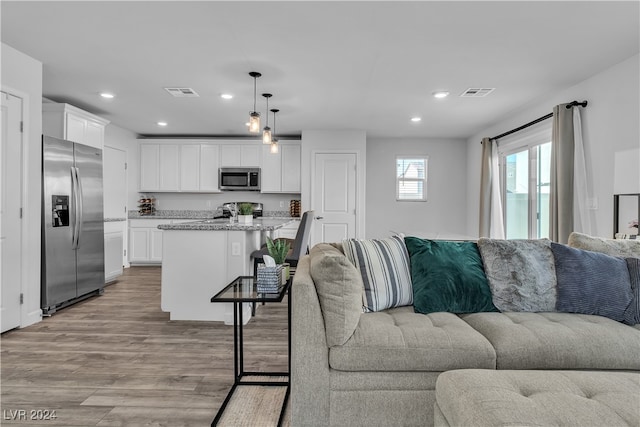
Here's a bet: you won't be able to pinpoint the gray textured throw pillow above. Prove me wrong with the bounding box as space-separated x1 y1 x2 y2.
477 238 557 312
551 243 633 323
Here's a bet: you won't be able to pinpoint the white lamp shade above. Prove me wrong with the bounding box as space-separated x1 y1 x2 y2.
263 127 272 144
270 141 279 154
249 112 260 133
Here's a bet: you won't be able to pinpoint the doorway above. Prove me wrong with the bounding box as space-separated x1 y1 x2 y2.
311 152 357 244
1 90 23 332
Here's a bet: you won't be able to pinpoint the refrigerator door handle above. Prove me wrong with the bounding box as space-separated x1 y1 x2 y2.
71 166 79 248
75 166 84 248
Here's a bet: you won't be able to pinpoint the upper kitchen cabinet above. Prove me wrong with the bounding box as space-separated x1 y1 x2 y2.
220 143 261 167
261 143 301 193
139 140 220 192
43 103 110 150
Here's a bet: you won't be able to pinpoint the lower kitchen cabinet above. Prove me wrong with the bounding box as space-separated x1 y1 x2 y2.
104 221 125 283
128 219 193 264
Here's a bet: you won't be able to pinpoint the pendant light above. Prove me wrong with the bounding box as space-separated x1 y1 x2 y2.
262 93 273 144
270 108 279 154
248 72 261 133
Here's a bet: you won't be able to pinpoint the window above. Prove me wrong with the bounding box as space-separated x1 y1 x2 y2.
498 123 552 239
396 156 428 201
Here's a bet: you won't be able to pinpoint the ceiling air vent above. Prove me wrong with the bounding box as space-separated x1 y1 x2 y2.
164 87 200 97
460 88 495 98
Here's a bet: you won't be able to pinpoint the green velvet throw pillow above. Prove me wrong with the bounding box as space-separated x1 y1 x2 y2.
404 237 498 315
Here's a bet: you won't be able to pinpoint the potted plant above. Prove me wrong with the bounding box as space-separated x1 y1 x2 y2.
237 203 254 224
266 237 291 282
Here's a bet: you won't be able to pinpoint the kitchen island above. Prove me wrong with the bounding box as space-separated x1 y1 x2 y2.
158 218 295 323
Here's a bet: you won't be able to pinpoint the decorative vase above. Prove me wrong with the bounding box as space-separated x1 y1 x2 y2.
238 214 253 224
282 263 290 283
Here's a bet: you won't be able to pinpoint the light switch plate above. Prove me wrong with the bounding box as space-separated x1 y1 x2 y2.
588 197 598 210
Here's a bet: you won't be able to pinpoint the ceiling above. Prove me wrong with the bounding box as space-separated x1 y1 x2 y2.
2 1 638 139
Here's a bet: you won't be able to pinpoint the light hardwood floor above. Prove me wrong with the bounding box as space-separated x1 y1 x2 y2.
1 267 290 426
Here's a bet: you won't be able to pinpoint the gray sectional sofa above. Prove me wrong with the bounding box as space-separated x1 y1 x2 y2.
290 233 640 426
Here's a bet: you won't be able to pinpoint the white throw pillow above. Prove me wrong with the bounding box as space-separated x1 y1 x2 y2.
342 235 413 312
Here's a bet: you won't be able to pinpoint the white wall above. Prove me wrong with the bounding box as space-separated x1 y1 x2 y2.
366 138 469 239
1 43 43 327
466 54 640 239
301 130 367 240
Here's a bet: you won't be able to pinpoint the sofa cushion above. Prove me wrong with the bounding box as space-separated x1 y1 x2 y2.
404 237 498 315
309 244 363 347
568 231 640 258
329 307 496 371
343 235 413 312
477 238 557 312
625 257 640 325
435 370 640 427
551 242 633 323
460 312 640 370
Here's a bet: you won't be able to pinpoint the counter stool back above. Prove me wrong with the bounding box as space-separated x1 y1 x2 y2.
252 210 314 279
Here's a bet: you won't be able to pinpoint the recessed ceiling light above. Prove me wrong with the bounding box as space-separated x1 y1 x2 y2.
220 93 234 100
411 117 422 122
157 121 168 127
100 92 115 99
432 91 449 99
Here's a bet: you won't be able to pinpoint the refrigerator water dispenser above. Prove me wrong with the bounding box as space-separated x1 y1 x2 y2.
52 195 69 227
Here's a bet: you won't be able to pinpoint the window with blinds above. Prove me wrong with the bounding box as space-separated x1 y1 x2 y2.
396 156 428 201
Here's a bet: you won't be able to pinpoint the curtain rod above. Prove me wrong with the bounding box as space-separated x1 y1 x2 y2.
482 100 588 143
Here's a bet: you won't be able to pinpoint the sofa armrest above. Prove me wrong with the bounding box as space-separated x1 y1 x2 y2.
291 255 331 426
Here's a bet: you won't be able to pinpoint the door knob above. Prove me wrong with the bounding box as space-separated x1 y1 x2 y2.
315 216 324 220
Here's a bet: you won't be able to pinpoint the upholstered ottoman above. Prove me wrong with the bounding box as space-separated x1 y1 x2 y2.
434 369 640 427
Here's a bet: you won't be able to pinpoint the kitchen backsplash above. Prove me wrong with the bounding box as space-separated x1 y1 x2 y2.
141 192 301 212
128 209 293 219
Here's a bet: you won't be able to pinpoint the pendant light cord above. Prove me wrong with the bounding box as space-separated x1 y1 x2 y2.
253 77 257 112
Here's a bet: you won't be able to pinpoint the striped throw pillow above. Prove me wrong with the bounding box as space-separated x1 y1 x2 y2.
343 235 413 312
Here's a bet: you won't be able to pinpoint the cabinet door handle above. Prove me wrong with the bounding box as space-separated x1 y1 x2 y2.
315 216 324 220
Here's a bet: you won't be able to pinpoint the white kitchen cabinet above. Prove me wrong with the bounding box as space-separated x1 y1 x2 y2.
159 144 179 191
180 144 200 191
140 144 160 191
260 143 301 193
139 143 180 192
43 103 109 149
104 221 124 283
220 144 261 167
199 144 220 191
129 219 193 264
139 141 220 192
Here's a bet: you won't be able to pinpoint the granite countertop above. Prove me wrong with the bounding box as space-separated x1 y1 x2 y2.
104 218 127 222
158 217 295 231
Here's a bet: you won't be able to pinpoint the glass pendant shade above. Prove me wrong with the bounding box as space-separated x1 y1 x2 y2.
270 139 279 154
249 112 260 133
263 127 272 144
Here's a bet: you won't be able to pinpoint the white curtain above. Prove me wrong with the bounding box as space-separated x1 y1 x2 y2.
550 102 590 243
572 107 592 235
479 137 505 238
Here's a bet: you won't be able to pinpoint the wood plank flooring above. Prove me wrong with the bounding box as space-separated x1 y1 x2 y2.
1 267 290 426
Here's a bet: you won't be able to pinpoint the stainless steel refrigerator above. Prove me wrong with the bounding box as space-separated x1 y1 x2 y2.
41 135 105 315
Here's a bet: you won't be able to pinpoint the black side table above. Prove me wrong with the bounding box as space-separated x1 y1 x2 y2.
210 276 292 426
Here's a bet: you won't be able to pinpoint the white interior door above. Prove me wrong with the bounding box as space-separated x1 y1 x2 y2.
312 152 357 244
1 91 23 332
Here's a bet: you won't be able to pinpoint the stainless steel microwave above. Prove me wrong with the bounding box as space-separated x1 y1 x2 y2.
219 167 261 191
